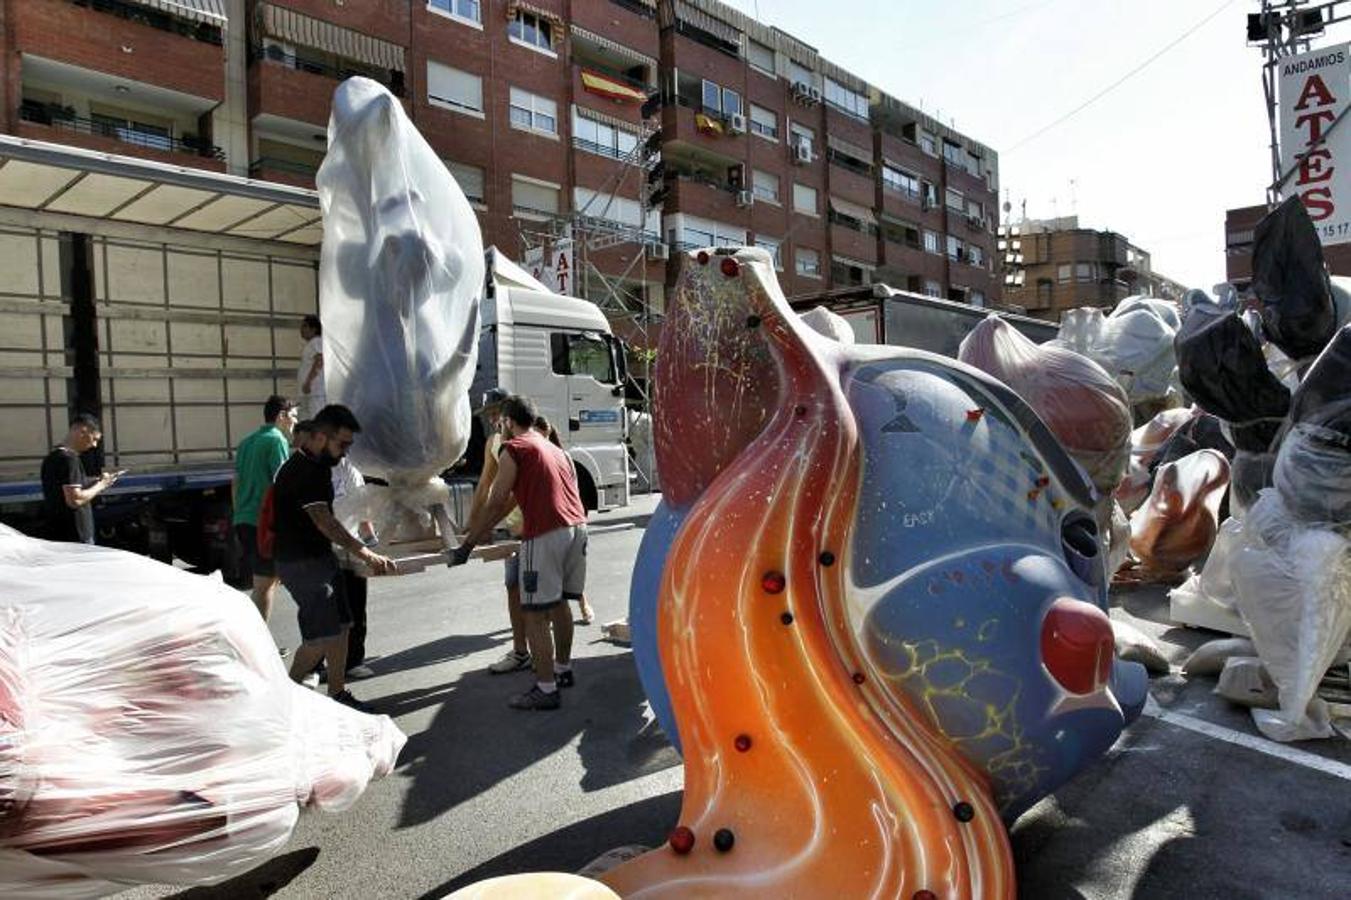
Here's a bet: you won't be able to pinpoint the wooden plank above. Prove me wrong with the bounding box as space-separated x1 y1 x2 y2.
347 540 520 577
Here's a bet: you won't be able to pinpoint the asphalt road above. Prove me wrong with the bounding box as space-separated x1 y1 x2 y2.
117 497 1351 900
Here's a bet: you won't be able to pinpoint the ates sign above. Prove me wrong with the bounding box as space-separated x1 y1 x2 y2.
1280 42 1351 245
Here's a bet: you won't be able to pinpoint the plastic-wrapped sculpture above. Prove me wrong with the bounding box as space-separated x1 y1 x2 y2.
0 527 406 898
317 77 482 522
958 315 1132 497
1251 196 1338 361
619 247 1146 898
1056 298 1180 405
1128 449 1230 573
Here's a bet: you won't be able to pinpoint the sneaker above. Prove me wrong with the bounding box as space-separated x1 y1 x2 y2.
346 664 376 680
555 669 575 689
509 685 561 710
330 690 375 714
301 671 321 689
488 650 532 675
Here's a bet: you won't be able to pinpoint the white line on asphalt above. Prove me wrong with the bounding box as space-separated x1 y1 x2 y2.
1142 697 1351 782
589 523 637 536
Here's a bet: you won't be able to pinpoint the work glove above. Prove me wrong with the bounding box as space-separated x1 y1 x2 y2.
448 543 474 567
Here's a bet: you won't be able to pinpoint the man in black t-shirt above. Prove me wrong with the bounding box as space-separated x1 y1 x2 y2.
273 404 393 713
40 413 120 544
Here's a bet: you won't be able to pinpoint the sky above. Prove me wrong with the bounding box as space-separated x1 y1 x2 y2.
722 0 1290 290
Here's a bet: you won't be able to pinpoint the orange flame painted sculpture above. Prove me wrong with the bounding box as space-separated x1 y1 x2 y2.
609 247 1147 898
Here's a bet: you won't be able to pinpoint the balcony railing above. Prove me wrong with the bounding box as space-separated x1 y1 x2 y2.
826 147 874 178
19 102 224 159
71 0 223 46
249 156 319 178
253 44 405 97
828 210 879 237
609 0 656 18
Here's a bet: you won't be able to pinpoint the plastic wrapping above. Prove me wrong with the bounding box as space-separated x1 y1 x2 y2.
1214 657 1280 710
1289 322 1351 439
1231 490 1351 742
1230 449 1276 520
958 315 1132 494
317 77 484 485
0 526 405 898
1054 301 1178 404
1128 449 1229 572
1183 637 1257 676
799 306 855 344
1106 499 1131 576
1251 196 1337 361
1274 424 1351 528
1330 275 1351 329
1174 303 1290 452
1147 412 1234 475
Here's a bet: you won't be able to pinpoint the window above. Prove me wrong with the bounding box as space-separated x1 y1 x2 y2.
749 104 778 140
920 132 937 156
1076 262 1095 282
511 175 560 217
790 121 815 157
793 182 817 215
428 0 480 25
722 87 742 119
796 247 821 277
882 165 919 200
1057 263 1072 283
701 79 721 111
752 169 780 204
444 159 485 205
550 332 615 382
946 234 963 261
924 279 942 298
881 217 920 248
824 77 868 119
670 214 743 249
831 257 872 287
509 87 557 135
945 188 964 211
700 79 741 119
967 152 983 178
573 108 640 160
788 60 813 88
924 230 940 254
968 245 984 267
508 9 555 52
754 234 783 269
826 140 872 176
748 39 775 75
943 139 964 167
90 113 172 151
970 289 986 308
573 188 657 235
966 199 984 221
427 61 482 114
921 180 938 208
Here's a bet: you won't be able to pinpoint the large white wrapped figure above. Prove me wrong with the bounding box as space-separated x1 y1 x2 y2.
317 77 483 488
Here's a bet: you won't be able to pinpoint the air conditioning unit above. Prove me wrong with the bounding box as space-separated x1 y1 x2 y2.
792 141 812 164
649 242 670 260
791 81 811 99
807 86 822 104
727 113 746 134
968 213 983 228
735 189 754 208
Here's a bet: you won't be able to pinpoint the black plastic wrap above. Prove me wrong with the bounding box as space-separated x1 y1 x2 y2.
1251 197 1337 360
1175 304 1291 452
1290 323 1351 439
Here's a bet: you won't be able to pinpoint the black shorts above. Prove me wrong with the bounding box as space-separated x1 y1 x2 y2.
277 555 352 644
234 523 276 579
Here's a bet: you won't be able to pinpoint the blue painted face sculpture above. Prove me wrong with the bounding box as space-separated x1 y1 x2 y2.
630 247 1147 823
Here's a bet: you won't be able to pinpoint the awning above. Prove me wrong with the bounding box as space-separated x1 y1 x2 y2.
575 104 643 134
581 69 648 103
674 0 742 49
507 1 563 27
258 3 405 71
827 134 871 161
570 25 657 72
829 196 876 227
132 0 227 27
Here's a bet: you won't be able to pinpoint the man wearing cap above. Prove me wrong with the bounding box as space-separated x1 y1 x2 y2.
467 387 533 675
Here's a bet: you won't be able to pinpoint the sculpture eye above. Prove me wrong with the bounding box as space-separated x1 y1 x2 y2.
1040 597 1113 695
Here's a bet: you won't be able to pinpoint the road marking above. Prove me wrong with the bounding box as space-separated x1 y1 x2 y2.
589 523 637 536
1142 697 1351 782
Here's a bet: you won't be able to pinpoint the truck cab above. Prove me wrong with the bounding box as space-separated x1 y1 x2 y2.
472 249 629 511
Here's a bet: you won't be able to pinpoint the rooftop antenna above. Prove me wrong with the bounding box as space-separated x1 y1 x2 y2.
1070 178 1078 217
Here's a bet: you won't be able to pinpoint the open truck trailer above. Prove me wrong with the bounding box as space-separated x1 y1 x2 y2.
0 136 629 578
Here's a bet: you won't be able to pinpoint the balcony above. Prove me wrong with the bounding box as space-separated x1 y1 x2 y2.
71 0 223 46
664 175 748 225
20 100 223 160
252 43 405 97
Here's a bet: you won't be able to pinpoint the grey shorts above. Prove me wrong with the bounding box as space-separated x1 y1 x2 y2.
277 555 351 643
517 524 587 611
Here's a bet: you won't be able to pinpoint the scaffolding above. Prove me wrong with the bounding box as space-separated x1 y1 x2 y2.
514 122 665 491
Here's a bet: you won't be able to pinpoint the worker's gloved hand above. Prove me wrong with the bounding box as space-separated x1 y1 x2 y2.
448 543 474 568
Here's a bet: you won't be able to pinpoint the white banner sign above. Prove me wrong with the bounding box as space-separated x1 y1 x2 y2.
523 231 575 296
1279 42 1351 245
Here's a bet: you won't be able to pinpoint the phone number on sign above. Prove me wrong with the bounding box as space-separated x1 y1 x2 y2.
1320 221 1351 240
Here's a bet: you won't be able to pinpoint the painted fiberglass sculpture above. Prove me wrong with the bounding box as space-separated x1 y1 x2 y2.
618 247 1146 898
317 77 483 486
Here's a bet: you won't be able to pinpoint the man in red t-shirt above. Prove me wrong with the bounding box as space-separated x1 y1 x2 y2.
455 394 587 710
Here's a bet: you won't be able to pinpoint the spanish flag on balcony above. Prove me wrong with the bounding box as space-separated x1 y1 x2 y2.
694 113 724 135
580 69 648 103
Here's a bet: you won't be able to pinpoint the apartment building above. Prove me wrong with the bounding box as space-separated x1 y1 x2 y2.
1003 216 1186 322
1225 202 1351 291
0 0 1002 339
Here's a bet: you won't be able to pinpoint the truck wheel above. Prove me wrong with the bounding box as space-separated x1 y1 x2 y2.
577 467 599 512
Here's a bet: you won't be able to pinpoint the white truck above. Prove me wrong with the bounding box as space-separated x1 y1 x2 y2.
0 136 628 577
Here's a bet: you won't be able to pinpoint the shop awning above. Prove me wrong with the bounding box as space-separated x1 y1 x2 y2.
258 3 405 71
580 69 648 103
132 0 227 27
829 196 877 227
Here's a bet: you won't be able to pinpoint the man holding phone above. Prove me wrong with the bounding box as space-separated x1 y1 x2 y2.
40 413 120 545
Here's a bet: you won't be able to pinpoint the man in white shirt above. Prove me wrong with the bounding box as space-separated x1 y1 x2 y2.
297 315 326 419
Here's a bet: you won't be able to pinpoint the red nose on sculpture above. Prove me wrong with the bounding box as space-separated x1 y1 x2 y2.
1040 597 1114 695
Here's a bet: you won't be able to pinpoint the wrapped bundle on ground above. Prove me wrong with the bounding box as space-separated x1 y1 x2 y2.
1056 298 1179 405
1175 302 1290 452
318 77 483 489
0 527 406 898
1289 323 1351 440
958 315 1132 495
1129 449 1230 573
1251 196 1337 361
